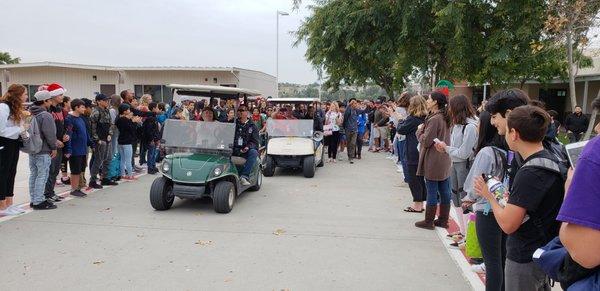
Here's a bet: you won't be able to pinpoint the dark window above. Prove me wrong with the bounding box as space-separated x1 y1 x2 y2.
213 78 218 84
22 84 40 102
100 84 116 96
161 85 173 104
134 84 163 102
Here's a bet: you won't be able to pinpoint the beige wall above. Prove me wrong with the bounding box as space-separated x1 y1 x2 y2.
0 66 276 101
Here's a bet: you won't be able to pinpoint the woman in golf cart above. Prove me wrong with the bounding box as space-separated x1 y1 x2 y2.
201 107 216 122
233 105 260 186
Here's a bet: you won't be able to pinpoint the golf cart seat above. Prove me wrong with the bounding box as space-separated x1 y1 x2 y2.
231 156 247 166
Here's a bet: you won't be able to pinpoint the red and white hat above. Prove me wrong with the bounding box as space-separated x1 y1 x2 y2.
47 83 66 97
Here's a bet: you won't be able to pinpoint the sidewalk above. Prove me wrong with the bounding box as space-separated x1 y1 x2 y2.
10 152 145 207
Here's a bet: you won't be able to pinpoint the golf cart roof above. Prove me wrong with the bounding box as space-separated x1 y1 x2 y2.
167 84 262 99
267 97 320 104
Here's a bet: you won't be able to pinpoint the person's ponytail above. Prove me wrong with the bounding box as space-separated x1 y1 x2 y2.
1 84 26 124
430 91 451 128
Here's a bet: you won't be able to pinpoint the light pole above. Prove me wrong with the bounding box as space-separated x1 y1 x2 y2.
277 10 289 97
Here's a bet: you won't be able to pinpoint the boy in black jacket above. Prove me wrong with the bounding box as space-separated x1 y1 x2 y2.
142 102 162 174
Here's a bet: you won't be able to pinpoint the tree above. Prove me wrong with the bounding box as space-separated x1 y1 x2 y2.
295 0 406 98
0 52 20 65
545 0 600 111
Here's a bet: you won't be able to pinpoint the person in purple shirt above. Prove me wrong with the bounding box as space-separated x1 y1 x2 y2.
558 96 600 269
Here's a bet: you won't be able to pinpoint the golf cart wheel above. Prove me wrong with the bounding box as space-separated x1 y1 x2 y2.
263 155 275 177
303 156 316 178
317 149 324 167
213 181 235 214
249 169 262 192
150 177 174 210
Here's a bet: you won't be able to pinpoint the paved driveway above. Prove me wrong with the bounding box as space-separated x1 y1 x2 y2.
0 152 471 290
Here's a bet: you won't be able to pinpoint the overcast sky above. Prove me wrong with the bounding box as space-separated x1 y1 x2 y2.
1 0 318 84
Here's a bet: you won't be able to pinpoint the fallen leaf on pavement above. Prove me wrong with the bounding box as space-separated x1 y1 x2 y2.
92 261 105 265
195 240 213 246
273 229 286 236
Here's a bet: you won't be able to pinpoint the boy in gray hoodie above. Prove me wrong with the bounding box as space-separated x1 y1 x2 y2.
29 90 58 210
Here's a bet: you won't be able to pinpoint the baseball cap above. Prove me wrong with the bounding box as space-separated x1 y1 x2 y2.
95 93 109 102
33 90 52 102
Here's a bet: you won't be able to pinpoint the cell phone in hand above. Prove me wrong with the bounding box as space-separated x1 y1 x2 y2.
434 138 441 144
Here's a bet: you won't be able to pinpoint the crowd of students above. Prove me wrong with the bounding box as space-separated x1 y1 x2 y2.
394 88 600 290
2 82 600 289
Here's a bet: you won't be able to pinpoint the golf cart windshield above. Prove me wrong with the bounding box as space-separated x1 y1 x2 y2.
162 119 235 152
267 119 314 137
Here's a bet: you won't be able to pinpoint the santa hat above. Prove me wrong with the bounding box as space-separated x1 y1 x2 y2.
47 83 66 97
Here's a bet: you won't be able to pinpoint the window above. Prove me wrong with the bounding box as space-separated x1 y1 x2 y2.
161 85 173 104
213 78 218 84
22 84 40 101
134 85 162 102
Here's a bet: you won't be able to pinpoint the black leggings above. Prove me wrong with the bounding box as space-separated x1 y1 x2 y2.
0 136 20 200
406 164 426 202
326 131 340 159
476 211 507 291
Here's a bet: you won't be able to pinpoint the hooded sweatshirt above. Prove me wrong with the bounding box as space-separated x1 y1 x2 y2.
445 117 478 163
29 105 58 154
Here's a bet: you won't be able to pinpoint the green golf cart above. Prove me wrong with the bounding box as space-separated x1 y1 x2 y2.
149 85 263 213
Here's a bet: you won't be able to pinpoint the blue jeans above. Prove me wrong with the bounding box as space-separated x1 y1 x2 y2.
396 139 408 181
240 148 258 178
146 143 157 170
118 144 133 176
29 154 52 205
425 178 451 206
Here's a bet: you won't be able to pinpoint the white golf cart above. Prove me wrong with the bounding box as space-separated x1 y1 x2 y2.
263 98 324 178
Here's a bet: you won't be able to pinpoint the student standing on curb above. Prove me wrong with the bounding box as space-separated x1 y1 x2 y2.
435 94 478 239
475 106 565 291
415 91 452 230
0 84 29 216
89 94 116 188
28 90 58 210
65 99 95 198
44 83 69 203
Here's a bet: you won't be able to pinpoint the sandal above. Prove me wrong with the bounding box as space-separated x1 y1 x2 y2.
446 232 462 238
403 207 424 213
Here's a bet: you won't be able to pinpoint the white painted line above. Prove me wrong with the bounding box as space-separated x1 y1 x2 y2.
439 211 485 291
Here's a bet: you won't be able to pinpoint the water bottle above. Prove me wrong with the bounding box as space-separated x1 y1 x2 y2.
482 174 508 208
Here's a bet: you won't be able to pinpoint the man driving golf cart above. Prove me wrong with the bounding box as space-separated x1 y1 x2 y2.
233 105 260 186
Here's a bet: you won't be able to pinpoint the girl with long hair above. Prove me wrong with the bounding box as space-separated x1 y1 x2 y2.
397 95 428 213
0 84 29 215
463 111 508 291
415 91 452 230
435 94 478 240
324 102 343 163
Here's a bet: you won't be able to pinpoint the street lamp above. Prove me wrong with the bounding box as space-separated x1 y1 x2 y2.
277 10 289 97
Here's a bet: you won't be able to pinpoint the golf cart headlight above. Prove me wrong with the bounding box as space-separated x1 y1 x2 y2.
213 167 223 176
162 161 170 172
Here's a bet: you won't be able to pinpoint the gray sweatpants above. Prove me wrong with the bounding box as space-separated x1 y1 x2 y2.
450 161 469 207
90 141 112 181
505 259 551 291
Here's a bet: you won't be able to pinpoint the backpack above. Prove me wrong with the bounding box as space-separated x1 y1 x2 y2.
20 115 43 154
543 137 571 169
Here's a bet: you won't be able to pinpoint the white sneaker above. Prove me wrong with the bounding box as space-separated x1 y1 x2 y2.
240 177 251 186
471 263 486 274
396 165 404 173
386 155 395 160
0 207 22 216
8 205 26 214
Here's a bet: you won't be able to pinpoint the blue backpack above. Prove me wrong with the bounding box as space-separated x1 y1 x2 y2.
534 237 600 290
107 152 121 180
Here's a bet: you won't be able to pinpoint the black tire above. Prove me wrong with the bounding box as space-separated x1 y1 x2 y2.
303 156 316 178
248 169 262 191
317 148 325 167
263 155 275 177
213 181 235 213
149 177 174 211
